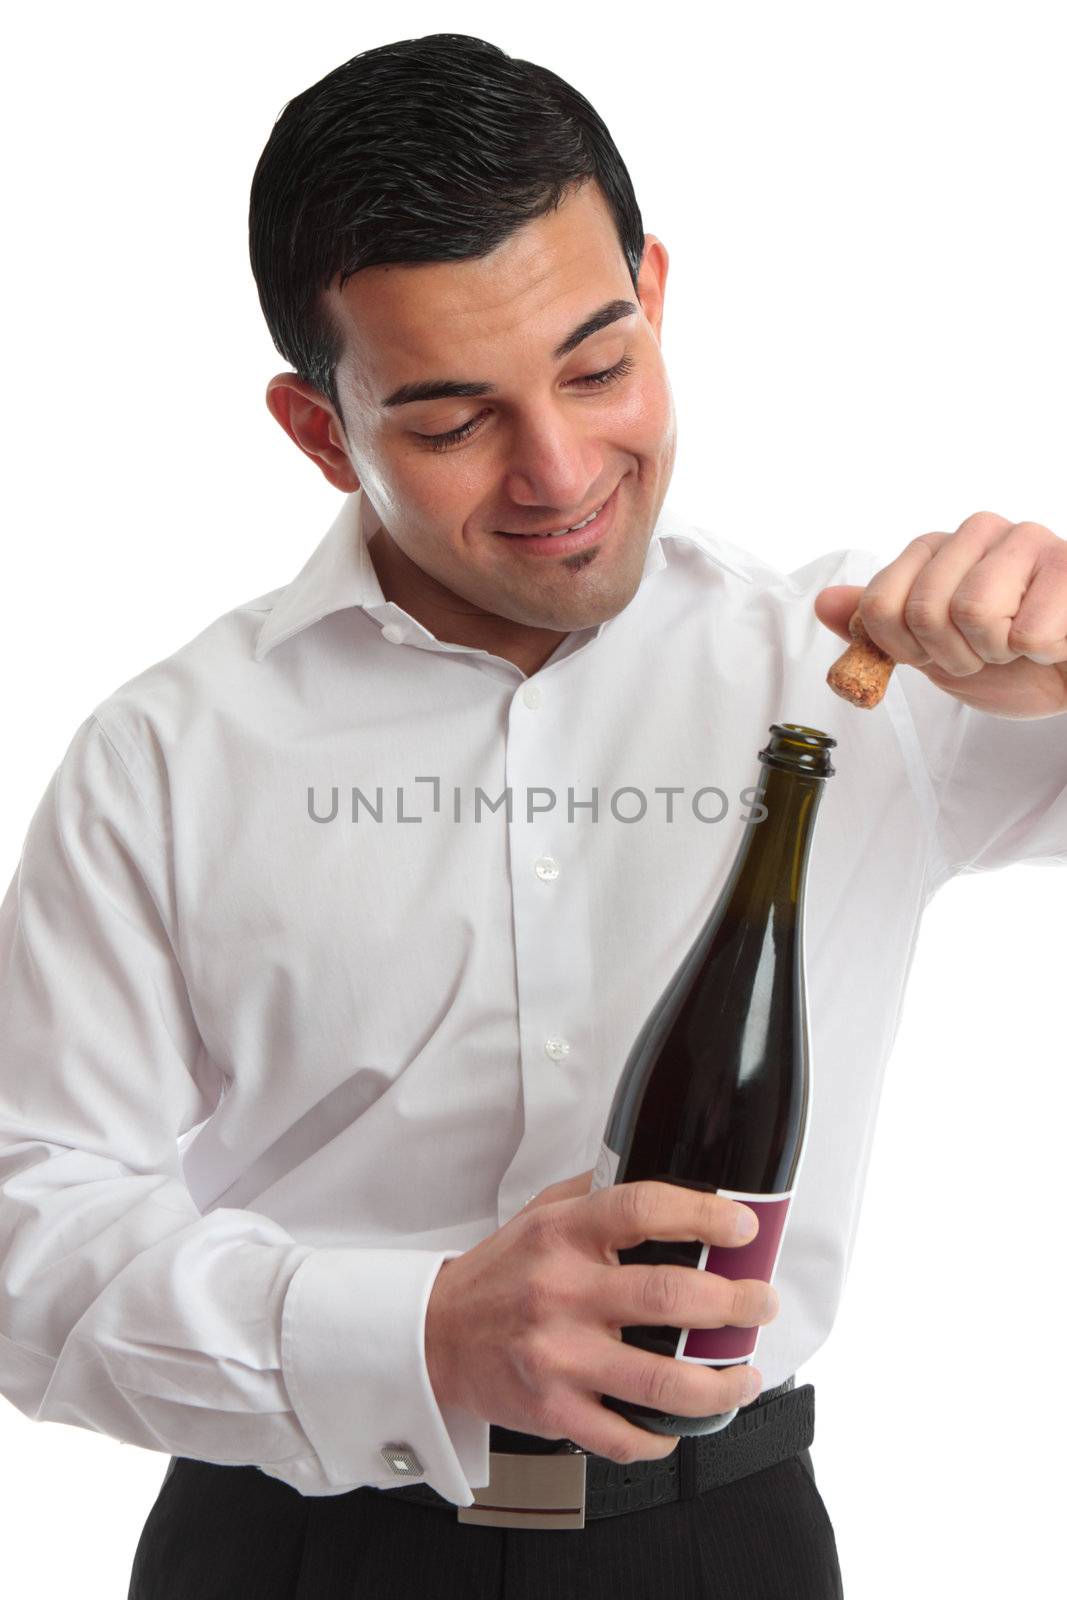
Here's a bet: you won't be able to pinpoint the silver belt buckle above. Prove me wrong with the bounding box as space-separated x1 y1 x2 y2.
456 1446 587 1530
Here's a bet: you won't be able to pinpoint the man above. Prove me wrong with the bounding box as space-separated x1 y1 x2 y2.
1 32 1064 1600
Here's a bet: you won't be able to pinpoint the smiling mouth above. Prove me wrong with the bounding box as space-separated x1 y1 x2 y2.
498 499 607 538
493 481 621 554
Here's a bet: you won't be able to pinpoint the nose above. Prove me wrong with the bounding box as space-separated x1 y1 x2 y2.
500 403 605 519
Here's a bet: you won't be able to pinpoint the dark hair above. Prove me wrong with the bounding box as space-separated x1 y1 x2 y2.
248 33 645 434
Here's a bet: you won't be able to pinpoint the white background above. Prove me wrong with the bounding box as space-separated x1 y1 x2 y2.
2 2 1064 1594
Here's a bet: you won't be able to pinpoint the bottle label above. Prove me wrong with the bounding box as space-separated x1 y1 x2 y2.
590 1139 621 1193
676 1188 793 1364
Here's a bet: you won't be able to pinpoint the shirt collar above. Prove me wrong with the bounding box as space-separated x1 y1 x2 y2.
253 485 751 663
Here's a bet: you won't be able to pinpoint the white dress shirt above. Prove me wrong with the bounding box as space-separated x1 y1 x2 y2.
1 486 1064 1508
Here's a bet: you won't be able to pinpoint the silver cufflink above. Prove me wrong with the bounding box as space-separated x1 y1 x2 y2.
380 1441 424 1477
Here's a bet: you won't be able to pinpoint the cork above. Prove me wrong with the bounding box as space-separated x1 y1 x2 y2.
826 610 895 709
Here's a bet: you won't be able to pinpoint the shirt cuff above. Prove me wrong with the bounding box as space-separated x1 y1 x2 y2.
280 1245 490 1505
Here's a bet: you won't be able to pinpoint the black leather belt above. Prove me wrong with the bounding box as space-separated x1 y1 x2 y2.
382 1376 813 1529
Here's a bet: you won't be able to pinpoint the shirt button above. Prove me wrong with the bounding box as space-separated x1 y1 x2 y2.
381 623 405 644
522 682 543 709
545 1036 571 1061
534 856 560 881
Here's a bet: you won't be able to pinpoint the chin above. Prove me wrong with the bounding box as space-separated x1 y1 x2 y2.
535 588 640 633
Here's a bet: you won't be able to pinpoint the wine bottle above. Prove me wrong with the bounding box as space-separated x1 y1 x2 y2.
591 723 836 1436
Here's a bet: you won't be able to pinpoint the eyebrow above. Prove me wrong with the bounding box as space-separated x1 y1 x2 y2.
379 298 639 409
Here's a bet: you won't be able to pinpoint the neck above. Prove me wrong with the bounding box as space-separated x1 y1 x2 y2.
367 528 569 677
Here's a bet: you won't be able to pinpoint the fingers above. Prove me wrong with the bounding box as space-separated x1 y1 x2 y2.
591 1337 760 1424
857 531 971 669
545 1391 682 1466
564 1179 759 1259
590 1261 779 1336
510 1181 774 1467
857 514 1054 675
548 1330 759 1463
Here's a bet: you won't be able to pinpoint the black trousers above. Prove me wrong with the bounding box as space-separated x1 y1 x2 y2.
128 1431 844 1598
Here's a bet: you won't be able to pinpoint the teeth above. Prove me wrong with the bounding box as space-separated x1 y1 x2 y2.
501 501 606 537
546 504 603 537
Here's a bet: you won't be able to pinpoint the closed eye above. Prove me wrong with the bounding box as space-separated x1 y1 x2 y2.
416 354 637 453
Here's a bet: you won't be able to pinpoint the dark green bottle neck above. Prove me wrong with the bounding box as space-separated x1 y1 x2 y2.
717 724 836 923
721 762 826 927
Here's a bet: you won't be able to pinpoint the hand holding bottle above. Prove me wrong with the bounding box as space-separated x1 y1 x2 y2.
591 724 835 1436
424 1175 778 1467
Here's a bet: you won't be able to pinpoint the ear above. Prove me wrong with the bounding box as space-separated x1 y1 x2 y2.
637 235 669 344
264 372 360 493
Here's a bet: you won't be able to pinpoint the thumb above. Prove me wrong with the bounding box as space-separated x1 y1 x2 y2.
523 1169 595 1210
813 583 865 645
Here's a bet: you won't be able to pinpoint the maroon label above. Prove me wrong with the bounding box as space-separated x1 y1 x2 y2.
679 1192 791 1361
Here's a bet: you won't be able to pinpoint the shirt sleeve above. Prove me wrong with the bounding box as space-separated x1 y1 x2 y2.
0 712 489 1504
931 703 1067 879
884 640 1067 885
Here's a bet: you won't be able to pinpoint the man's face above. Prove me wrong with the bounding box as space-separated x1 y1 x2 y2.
323 180 676 642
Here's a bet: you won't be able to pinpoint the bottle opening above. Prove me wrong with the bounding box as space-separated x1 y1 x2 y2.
759 724 836 777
